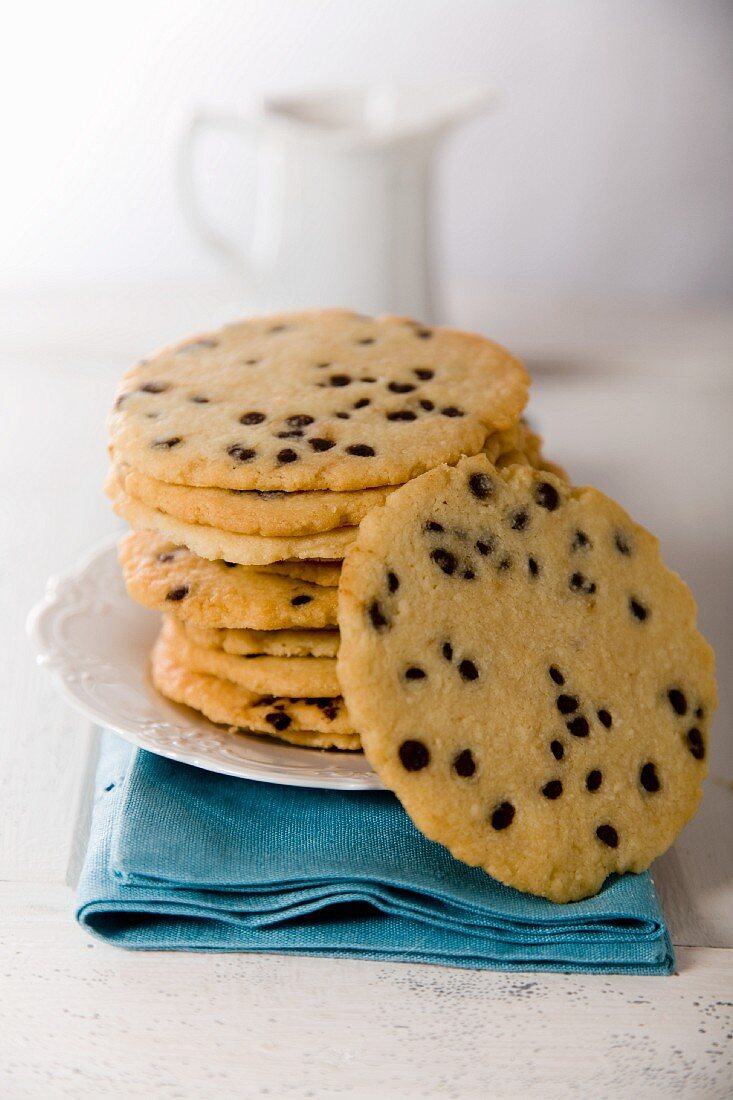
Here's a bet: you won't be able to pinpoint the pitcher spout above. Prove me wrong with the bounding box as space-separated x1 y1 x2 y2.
264 84 494 147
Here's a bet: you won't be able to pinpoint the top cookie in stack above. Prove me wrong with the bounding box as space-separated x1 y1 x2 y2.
109 309 529 497
107 308 531 749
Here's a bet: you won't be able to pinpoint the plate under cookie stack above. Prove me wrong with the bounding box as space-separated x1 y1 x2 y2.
107 309 551 752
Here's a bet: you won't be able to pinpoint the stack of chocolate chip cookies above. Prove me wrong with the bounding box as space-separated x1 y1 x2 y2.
108 309 536 750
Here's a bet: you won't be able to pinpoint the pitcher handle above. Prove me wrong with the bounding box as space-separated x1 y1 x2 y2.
177 111 264 279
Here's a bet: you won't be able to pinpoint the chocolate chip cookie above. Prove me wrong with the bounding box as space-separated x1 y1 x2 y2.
109 309 528 492
338 456 716 901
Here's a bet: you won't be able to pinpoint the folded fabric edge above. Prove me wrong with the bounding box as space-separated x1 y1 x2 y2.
76 900 675 975
106 874 668 943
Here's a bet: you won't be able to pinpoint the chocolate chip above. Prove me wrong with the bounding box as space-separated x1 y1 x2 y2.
420 399 435 411
614 532 632 556
442 642 453 662
189 394 209 403
596 824 618 848
139 381 170 394
346 443 375 457
597 709 613 729
387 410 417 421
151 437 181 449
223 562 238 568
497 556 512 571
309 438 335 452
542 779 563 799
667 688 687 715
695 706 704 719
441 406 464 417
329 374 351 387
291 595 312 606
510 510 529 531
462 569 476 580
629 597 648 621
399 739 430 771
353 398 371 409
535 482 560 511
491 802 515 830
572 530 591 551
453 749 476 777
239 411 266 425
476 539 494 556
293 695 326 727
277 448 299 463
570 572 596 595
431 548 457 576
357 336 375 345
287 414 315 427
686 728 705 760
387 571 400 593
458 659 479 681
388 382 416 394
243 358 260 366
415 328 433 339
556 694 578 715
549 666 565 685
414 368 434 380
335 412 350 419
266 712 292 731
426 521 444 532
405 667 426 680
368 601 389 631
276 430 304 438
165 586 189 601
468 472 494 500
528 557 540 577
567 716 589 737
586 769 603 792
227 444 256 462
361 376 376 383
550 740 565 760
640 763 660 792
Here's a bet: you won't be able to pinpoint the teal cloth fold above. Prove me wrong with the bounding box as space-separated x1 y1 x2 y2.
76 733 675 973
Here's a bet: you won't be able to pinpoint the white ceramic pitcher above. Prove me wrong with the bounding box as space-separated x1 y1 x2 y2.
178 86 492 320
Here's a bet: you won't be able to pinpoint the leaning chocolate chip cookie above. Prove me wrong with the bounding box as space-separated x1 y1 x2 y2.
109 309 528 492
338 456 716 902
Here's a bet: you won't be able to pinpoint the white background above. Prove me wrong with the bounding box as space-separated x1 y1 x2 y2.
2 0 732 301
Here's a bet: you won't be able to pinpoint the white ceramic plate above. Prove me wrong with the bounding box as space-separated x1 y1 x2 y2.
27 536 381 790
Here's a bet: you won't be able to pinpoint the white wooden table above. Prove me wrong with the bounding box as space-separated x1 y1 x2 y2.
2 282 732 1098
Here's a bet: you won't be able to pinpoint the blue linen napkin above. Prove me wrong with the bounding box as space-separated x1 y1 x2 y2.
76 732 675 973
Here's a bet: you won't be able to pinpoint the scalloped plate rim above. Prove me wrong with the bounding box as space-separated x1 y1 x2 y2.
27 533 382 791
